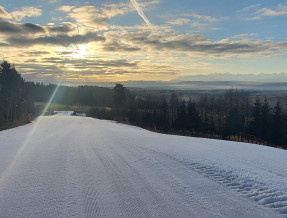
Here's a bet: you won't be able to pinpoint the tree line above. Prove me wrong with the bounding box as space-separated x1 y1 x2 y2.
0 61 113 129
0 61 32 129
24 82 113 107
106 85 287 148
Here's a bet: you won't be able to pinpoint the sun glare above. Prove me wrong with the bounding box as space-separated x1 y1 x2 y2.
0 82 62 184
55 44 91 60
70 44 90 59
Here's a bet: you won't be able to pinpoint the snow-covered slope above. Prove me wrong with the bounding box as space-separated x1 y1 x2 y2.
0 115 286 217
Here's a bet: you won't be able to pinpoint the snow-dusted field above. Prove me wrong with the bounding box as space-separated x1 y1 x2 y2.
0 115 287 217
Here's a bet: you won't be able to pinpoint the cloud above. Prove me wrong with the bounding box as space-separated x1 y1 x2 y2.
104 29 287 57
10 7 42 21
24 23 45 33
167 18 190 26
185 13 219 22
0 19 104 47
5 32 105 47
22 51 51 56
58 5 75 12
165 12 224 32
0 6 12 19
48 0 61 4
4 18 286 62
103 0 160 19
59 5 108 30
58 1 160 32
190 21 209 31
101 2 132 18
257 4 287 17
1 1 286 84
1 12 286 58
103 40 140 52
15 53 178 83
0 20 45 35
42 57 138 68
57 3 138 31
46 22 78 34
240 4 287 20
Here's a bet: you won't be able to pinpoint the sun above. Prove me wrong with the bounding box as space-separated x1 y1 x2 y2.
70 44 90 59
55 44 92 59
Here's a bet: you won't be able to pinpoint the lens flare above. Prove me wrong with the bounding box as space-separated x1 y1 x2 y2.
0 82 62 183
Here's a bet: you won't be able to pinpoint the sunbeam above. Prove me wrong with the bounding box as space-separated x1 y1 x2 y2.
0 82 62 184
39 81 62 116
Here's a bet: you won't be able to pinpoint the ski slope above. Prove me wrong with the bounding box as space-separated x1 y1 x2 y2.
0 115 287 217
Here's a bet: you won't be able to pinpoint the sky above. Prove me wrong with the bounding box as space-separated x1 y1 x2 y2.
0 0 287 84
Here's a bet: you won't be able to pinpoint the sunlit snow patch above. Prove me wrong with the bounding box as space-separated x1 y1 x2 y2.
54 111 74 116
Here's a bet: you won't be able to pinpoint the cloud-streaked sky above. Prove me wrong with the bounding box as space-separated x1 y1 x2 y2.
0 0 286 83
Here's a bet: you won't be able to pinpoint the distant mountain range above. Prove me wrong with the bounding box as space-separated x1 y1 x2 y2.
57 73 287 91
90 80 287 91
172 73 287 83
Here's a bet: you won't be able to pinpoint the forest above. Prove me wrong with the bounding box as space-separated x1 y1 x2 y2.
106 84 286 149
0 61 113 129
1 61 286 148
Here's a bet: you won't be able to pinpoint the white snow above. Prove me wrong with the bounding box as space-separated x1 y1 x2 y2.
54 110 74 116
74 112 87 117
0 114 287 217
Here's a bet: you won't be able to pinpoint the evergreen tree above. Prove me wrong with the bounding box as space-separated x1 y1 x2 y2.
272 101 284 146
175 100 187 130
261 97 270 140
186 99 199 132
251 97 262 136
169 92 178 128
0 61 25 122
159 97 169 132
113 83 126 108
0 61 24 93
226 107 241 135
283 106 287 148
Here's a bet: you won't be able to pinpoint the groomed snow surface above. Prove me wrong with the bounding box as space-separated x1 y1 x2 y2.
0 115 287 217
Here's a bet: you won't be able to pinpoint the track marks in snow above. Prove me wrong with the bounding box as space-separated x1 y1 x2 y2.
129 145 224 218
92 145 194 218
157 152 287 216
190 163 287 216
83 181 102 217
1 117 285 217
